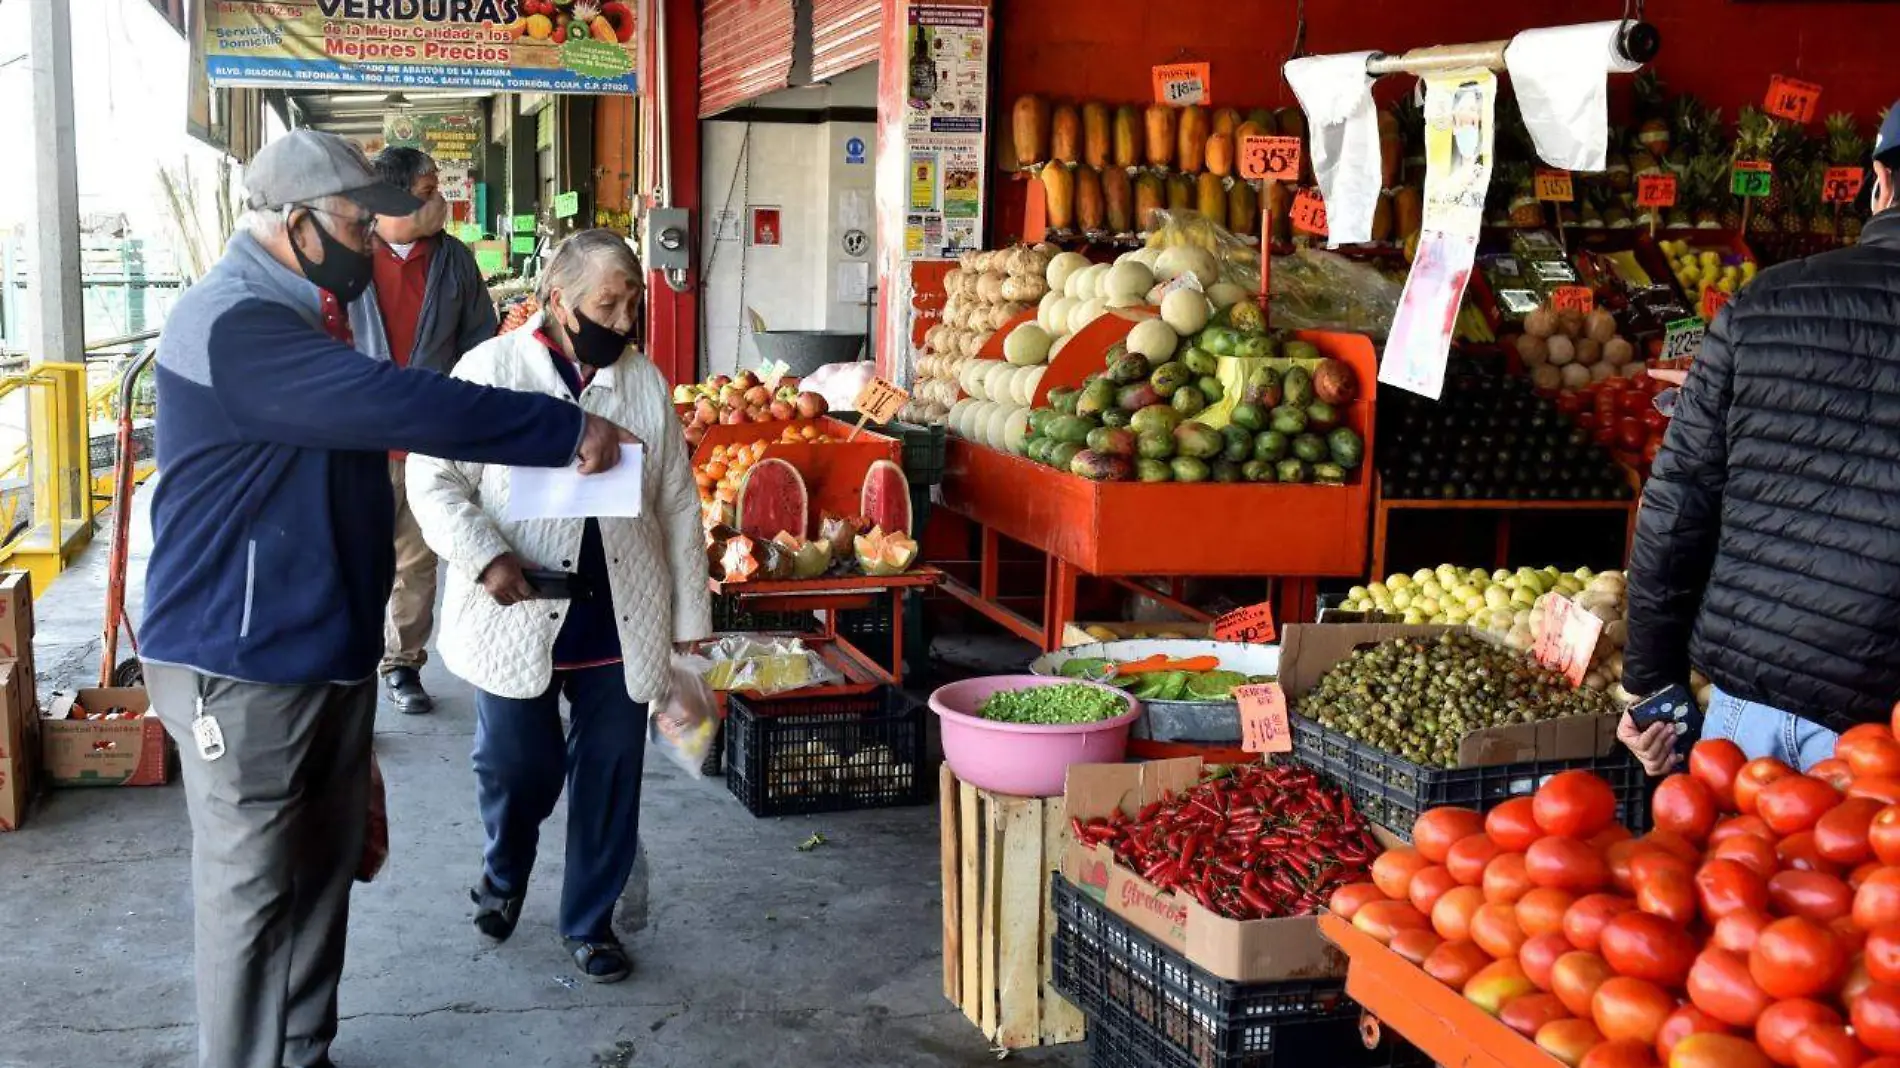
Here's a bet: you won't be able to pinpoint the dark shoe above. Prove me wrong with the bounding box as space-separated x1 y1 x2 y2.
383 668 433 714
565 936 632 984
471 876 524 942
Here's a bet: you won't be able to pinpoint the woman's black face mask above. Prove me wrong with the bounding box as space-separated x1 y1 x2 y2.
564 302 637 368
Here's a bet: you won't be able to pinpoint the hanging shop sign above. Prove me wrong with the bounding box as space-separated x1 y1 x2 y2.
201 1 639 95
902 4 989 259
383 110 485 168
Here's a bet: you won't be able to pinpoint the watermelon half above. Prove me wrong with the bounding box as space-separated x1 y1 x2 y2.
859 459 913 536
736 458 811 541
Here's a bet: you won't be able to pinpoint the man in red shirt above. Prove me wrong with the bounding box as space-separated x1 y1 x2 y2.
359 147 499 713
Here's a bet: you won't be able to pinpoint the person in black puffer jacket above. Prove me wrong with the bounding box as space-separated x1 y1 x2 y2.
1619 104 1900 776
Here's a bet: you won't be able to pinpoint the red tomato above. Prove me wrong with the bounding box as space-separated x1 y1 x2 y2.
1692 740 1749 811
1447 834 1505 886
1841 734 1900 781
1352 899 1432 944
1567 893 1639 953
1593 824 1637 851
1583 1039 1663 1068
1686 947 1773 1027
1432 885 1486 942
1408 865 1461 915
1812 797 1882 865
1671 1034 1771 1068
1736 759 1796 816
1854 861 1886 889
1872 807 1900 865
1539 771 1621 839
1635 855 1699 925
1522 930 1577 990
1422 938 1493 989
1489 797 1547 852
1372 846 1433 900
1758 776 1846 835
1329 882 1387 920
1748 916 1846 1000
1713 910 1772 954
1520 887 1579 937
1554 950 1619 1017
1529 836 1612 893
1465 957 1537 1015
1845 956 1878 1005
1830 915 1867 954
1595 975 1680 1044
1754 998 1842 1066
1609 838 1649 893
1539 1018 1608 1068
1655 775 1720 842
1864 1060 1900 1068
1768 870 1854 922
1471 902 1530 959
1790 1026 1866 1068
1502 992 1574 1038
1867 925 1900 983
1710 815 1777 845
1413 807 1486 864
1485 852 1536 903
1657 1005 1732 1063
1778 832 1841 875
1601 910 1699 987
1853 778 1900 806
1696 859 1770 919
1858 867 1900 929
1709 838 1778 884
1808 758 1855 792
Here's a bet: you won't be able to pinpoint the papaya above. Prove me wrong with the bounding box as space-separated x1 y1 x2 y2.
1076 165 1107 234
1263 181 1293 243
1232 120 1266 149
1167 172 1195 214
1247 108 1278 134
1051 104 1082 165
1394 185 1423 240
1012 95 1049 168
1135 172 1166 232
1082 103 1111 169
1196 172 1226 229
1212 107 1243 138
1177 105 1209 174
1370 190 1394 243
1112 106 1141 169
1205 133 1234 178
1042 163 1075 232
1144 104 1176 169
1276 107 1311 183
1103 165 1135 234
1229 180 1259 237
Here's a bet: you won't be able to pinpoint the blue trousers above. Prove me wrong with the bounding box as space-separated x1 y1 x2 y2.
1702 685 1838 772
472 664 647 941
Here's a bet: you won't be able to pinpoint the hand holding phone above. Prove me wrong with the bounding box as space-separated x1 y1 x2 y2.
1621 683 1700 774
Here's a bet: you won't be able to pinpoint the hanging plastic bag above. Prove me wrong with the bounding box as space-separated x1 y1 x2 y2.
650 652 721 778
356 751 388 884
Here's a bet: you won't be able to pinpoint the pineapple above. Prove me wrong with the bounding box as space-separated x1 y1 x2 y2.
1728 108 1780 231
1826 111 1871 241
1689 153 1730 230
1782 157 1817 236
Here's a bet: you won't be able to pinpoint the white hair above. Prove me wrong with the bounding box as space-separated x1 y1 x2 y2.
536 229 644 307
237 195 363 241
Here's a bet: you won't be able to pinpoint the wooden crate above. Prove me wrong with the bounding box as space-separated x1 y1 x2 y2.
939 764 1086 1049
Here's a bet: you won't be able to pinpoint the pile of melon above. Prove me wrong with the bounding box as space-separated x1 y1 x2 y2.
912 246 1054 423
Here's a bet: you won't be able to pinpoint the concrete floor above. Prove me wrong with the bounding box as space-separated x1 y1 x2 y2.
0 495 1078 1068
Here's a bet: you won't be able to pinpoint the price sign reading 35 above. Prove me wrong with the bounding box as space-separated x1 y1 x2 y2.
1237 135 1301 182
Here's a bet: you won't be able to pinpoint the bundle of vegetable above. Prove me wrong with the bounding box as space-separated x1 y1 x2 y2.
1071 763 1378 920
1056 654 1258 700
977 683 1129 725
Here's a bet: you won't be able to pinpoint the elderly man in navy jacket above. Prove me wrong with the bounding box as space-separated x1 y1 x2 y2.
142 129 636 1068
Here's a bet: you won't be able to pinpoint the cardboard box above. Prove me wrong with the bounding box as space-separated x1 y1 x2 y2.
43 687 172 787
0 571 33 666
0 664 34 830
1059 620 1214 649
1060 757 1347 984
1278 623 1619 766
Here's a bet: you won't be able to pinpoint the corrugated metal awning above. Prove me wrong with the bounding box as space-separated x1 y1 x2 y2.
811 0 880 83
699 0 797 117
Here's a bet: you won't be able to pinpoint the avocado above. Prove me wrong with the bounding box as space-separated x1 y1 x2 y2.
1292 433 1328 464
1276 458 1310 484
1220 424 1253 463
1252 430 1289 462
1172 386 1207 417
1169 456 1211 483
1241 458 1277 483
1328 427 1365 468
1150 360 1191 398
1230 402 1265 432
1210 459 1243 483
1269 405 1309 435
1136 430 1175 460
1197 375 1225 404
1135 457 1172 482
1129 404 1185 436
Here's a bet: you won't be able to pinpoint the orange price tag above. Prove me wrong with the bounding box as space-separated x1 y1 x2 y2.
1535 169 1575 203
1532 594 1605 687
1824 166 1866 204
1764 75 1822 125
1212 601 1276 644
1636 174 1678 209
1151 62 1211 107
1236 683 1291 754
1237 135 1301 182
853 376 910 423
1702 287 1733 321
1551 286 1594 315
1290 189 1328 236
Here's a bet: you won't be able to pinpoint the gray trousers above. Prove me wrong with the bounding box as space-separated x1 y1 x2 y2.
148 663 375 1068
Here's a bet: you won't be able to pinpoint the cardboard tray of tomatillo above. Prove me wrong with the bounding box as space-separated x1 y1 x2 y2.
1028 639 1280 744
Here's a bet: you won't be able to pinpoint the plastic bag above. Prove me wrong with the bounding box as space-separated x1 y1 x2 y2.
802 360 877 415
1267 249 1404 338
1144 209 1263 292
355 751 388 884
649 653 721 778
695 634 844 696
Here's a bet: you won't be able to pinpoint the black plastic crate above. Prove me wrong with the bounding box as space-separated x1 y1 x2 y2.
1053 874 1365 1068
711 593 819 634
1287 714 1650 842
700 722 724 776
724 687 928 817
881 419 946 487
1082 983 1424 1068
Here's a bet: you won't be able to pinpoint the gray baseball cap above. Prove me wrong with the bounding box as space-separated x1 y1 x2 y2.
244 129 423 216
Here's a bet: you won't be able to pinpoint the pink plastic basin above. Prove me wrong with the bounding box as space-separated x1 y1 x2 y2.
928 675 1142 797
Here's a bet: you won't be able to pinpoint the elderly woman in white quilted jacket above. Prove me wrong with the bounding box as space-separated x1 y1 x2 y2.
406 229 710 984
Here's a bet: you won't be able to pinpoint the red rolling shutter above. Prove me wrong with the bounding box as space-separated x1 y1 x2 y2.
811 0 881 83
699 0 797 117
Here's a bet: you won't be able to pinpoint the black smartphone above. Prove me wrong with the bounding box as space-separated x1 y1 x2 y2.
1630 683 1701 758
522 569 596 601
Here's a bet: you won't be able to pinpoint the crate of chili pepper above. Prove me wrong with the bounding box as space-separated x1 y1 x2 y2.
1059 759 1375 984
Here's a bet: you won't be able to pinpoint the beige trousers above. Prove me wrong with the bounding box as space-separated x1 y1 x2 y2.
382 459 438 672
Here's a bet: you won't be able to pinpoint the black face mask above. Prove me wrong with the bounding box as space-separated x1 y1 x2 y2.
565 305 635 368
290 210 374 306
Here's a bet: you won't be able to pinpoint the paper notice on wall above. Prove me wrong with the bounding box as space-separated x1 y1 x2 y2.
837 262 870 303
902 5 988 261
909 152 940 211
838 189 870 232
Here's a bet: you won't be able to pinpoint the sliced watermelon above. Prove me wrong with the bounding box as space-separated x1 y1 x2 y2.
736 458 810 541
859 459 913 536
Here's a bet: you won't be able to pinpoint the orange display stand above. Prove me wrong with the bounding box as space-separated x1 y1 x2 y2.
711 567 945 687
694 416 902 536
1319 912 1560 1068
1368 472 1642 579
937 330 1379 651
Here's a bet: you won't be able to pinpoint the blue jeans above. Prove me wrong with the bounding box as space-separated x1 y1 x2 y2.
472 663 647 941
1702 686 1837 772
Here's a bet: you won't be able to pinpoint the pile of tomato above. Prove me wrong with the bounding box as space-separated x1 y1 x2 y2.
1553 373 1673 477
1332 714 1900 1068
